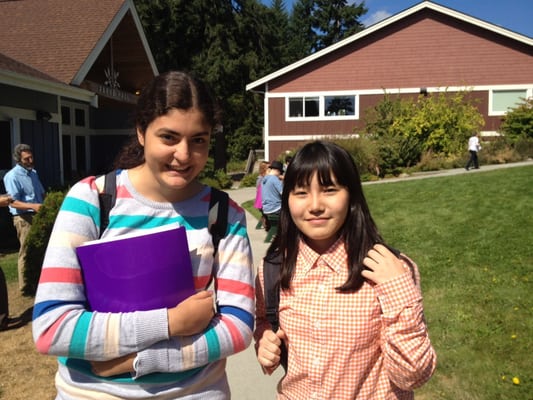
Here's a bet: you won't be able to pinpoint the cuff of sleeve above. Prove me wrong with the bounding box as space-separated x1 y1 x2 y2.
132 342 170 378
375 272 421 315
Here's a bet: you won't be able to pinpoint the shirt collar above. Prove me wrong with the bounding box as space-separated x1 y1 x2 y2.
298 237 346 275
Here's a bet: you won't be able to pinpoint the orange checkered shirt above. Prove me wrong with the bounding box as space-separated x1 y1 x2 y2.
255 239 436 399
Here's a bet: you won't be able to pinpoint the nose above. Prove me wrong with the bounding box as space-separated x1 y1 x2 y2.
309 192 324 213
173 141 190 162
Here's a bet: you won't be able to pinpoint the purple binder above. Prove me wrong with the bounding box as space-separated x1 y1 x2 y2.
76 226 195 312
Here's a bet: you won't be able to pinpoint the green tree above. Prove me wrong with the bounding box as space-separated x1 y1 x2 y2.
134 0 291 162
312 0 367 50
287 0 316 61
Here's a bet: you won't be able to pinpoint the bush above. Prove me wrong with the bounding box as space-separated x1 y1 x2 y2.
514 136 533 158
499 97 533 140
200 169 233 189
330 136 379 177
23 190 66 296
240 172 258 188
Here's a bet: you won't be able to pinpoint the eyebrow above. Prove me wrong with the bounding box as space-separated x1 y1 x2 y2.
155 128 211 137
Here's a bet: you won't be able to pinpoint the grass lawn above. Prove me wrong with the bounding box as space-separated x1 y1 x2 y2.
243 165 532 399
363 166 532 399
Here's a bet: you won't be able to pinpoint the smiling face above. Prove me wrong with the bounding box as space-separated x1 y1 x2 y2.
288 171 350 254
135 107 211 202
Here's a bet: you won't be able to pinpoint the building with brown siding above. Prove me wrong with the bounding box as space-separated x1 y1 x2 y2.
246 1 533 162
0 0 157 188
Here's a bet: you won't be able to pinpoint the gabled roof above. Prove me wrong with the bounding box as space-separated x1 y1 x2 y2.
0 0 157 88
246 0 533 91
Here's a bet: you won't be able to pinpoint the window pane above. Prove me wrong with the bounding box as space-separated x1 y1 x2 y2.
325 96 355 116
61 106 71 125
304 97 319 117
75 109 85 127
492 90 527 113
289 97 303 117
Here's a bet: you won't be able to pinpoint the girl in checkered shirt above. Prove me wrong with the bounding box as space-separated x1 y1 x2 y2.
255 140 436 399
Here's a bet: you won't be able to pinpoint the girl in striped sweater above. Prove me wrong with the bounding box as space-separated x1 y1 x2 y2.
32 71 255 399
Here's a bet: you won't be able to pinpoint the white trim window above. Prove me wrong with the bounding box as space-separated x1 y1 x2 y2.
286 93 358 120
489 89 530 116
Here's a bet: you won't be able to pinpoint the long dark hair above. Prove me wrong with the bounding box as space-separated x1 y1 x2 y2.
267 140 384 292
113 71 222 169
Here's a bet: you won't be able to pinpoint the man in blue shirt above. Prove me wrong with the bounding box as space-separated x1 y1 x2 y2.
261 160 284 227
3 144 45 291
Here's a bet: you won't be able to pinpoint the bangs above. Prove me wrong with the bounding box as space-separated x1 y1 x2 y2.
285 141 359 194
288 150 337 191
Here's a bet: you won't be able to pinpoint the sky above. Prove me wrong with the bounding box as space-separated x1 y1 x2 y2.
263 0 533 38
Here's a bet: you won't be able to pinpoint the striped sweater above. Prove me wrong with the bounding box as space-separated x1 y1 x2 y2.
32 170 255 399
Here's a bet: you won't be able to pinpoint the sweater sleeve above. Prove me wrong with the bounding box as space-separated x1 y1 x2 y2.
374 258 437 390
132 197 255 377
32 177 170 361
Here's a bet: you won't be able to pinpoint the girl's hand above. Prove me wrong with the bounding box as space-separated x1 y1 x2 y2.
91 353 136 377
168 290 215 336
256 328 286 375
362 244 407 285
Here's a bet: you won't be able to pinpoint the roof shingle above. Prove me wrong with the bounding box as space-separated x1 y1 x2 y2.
0 0 125 84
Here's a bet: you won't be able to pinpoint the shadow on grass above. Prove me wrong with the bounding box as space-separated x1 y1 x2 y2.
1 306 33 331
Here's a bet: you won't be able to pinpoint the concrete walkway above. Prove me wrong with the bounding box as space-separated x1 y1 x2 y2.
224 159 533 399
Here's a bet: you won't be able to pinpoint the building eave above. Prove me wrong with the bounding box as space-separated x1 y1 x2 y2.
0 68 98 107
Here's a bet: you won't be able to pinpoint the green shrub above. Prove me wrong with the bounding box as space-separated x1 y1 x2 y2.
513 136 533 158
200 169 233 190
330 136 379 177
23 190 66 296
499 97 533 140
240 172 258 188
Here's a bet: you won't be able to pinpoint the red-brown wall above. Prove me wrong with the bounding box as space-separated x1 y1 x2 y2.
263 8 532 160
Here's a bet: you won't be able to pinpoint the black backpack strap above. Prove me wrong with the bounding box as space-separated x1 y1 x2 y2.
206 188 229 297
262 252 288 370
208 187 229 256
98 170 117 238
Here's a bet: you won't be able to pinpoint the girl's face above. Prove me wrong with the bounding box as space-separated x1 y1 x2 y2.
288 172 349 254
136 107 211 202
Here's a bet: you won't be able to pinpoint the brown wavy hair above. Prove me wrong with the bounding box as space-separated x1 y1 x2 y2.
113 71 222 169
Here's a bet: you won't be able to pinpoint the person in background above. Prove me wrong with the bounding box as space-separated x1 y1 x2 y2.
261 160 284 228
465 132 481 170
3 144 45 290
32 71 255 399
0 193 13 330
255 140 436 399
254 161 270 231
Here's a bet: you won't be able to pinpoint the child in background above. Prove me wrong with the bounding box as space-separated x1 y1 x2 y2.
255 140 436 399
32 71 255 399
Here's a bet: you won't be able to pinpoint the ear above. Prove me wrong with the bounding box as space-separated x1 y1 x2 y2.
137 128 145 146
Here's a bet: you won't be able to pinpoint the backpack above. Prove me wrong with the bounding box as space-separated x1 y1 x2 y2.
98 170 229 255
262 245 415 372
